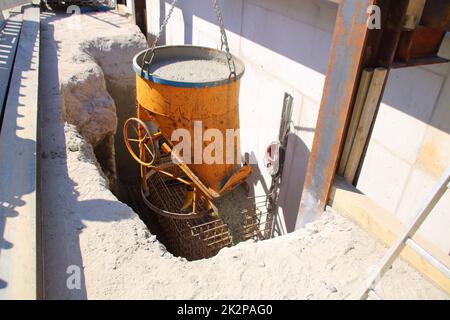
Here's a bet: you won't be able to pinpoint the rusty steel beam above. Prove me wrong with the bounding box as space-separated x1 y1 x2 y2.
296 0 409 228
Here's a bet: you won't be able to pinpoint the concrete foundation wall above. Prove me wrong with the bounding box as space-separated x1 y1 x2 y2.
146 0 450 249
358 35 450 254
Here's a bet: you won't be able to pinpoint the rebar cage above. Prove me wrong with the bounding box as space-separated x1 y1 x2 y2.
142 161 273 260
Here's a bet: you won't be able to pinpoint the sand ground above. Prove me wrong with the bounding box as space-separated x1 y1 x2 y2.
39 10 448 300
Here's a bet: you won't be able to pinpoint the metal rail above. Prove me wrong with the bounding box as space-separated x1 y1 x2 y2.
356 166 450 300
405 238 450 279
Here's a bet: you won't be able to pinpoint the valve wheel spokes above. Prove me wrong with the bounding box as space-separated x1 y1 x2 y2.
124 117 157 167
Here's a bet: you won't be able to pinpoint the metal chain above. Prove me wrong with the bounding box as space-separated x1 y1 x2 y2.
142 0 178 72
151 0 178 53
211 0 237 79
143 0 237 80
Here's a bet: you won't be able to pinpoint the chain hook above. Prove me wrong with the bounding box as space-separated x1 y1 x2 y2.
142 0 178 75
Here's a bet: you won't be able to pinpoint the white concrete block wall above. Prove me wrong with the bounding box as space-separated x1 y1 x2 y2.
145 1 450 245
151 0 337 233
358 34 450 253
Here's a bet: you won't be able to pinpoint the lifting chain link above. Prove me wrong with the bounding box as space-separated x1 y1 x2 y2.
142 0 237 80
142 0 178 73
211 0 237 79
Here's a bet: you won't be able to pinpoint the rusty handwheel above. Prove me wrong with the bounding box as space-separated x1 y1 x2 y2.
123 117 158 167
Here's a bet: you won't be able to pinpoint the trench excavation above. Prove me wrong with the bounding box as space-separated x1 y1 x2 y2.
90 49 273 261
56 23 274 262
112 111 273 261
111 107 273 260
39 0 278 262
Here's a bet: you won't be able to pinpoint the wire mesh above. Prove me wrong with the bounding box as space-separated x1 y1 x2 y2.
143 164 273 261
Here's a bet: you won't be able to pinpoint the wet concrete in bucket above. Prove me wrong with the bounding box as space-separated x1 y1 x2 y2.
148 59 231 82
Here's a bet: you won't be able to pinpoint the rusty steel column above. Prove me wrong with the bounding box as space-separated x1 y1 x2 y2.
296 0 409 228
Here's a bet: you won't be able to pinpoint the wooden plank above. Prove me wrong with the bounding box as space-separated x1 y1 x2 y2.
338 69 374 178
343 67 387 184
404 0 426 30
0 7 40 300
329 175 450 296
